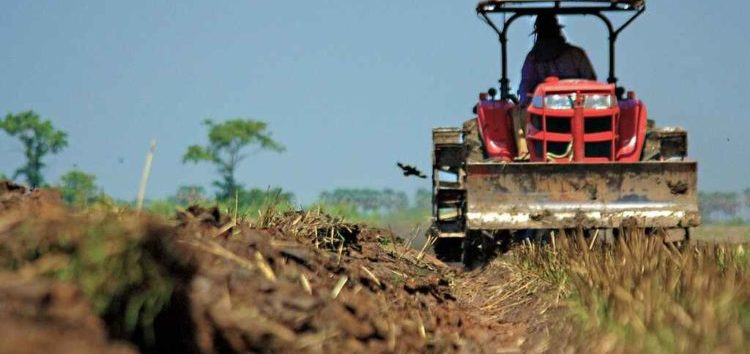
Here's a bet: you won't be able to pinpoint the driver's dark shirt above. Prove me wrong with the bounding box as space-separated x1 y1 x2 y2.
518 38 596 106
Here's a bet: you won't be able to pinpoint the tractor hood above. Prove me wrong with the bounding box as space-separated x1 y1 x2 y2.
534 77 615 95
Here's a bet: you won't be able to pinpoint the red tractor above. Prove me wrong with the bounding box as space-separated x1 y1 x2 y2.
431 0 699 264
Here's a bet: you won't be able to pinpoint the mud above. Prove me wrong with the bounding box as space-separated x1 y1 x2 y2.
0 181 541 354
0 181 63 214
170 210 517 353
0 273 137 354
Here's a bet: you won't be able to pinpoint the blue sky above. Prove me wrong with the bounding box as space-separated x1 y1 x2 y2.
1 1 748 204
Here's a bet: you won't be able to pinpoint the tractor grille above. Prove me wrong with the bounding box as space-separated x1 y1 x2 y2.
585 141 612 158
528 111 618 162
584 116 612 133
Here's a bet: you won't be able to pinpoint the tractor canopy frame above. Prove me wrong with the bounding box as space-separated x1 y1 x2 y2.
476 0 646 100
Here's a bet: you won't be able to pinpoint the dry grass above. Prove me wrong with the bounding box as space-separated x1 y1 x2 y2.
256 207 362 252
510 229 750 354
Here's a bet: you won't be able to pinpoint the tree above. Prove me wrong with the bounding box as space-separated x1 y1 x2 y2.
318 188 409 214
414 188 431 210
237 187 294 208
699 192 740 222
0 111 68 187
173 185 207 206
183 119 284 200
59 169 100 206
380 189 409 211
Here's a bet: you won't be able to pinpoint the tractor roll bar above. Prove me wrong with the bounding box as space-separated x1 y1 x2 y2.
477 1 645 100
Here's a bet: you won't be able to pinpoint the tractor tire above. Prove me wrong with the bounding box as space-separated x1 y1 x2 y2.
462 232 484 270
433 237 463 264
463 230 506 270
641 132 660 161
463 118 487 163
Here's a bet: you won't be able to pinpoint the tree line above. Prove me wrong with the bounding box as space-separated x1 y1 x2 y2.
318 188 430 214
700 190 750 223
157 186 430 215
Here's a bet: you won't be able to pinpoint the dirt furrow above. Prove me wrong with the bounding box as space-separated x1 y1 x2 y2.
0 181 545 354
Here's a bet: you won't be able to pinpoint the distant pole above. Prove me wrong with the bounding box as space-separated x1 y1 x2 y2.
136 139 156 212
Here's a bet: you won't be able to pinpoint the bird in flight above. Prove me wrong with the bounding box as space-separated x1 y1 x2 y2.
397 162 427 179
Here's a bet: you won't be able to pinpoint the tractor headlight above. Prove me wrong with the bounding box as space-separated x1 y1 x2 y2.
583 94 615 109
540 93 615 110
543 93 576 110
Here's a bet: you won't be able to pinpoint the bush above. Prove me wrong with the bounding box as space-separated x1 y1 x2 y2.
58 169 103 207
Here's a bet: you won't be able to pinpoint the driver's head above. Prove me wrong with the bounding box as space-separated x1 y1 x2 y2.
534 13 564 39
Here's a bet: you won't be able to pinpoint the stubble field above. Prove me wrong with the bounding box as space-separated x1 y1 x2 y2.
0 181 747 354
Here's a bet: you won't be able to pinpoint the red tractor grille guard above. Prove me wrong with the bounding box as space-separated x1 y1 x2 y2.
526 90 618 162
524 81 647 163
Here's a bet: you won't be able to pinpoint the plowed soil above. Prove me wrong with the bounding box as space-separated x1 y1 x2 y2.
0 181 555 354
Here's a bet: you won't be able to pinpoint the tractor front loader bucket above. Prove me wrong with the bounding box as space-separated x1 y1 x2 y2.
465 161 700 230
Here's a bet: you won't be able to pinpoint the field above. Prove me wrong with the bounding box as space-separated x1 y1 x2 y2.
693 225 750 243
0 181 748 354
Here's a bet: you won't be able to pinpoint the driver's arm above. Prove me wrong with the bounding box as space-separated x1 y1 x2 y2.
518 54 538 106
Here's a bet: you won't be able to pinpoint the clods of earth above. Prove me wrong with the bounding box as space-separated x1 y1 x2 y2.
0 181 553 354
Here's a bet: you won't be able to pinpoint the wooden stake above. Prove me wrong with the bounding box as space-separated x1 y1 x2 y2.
136 139 156 212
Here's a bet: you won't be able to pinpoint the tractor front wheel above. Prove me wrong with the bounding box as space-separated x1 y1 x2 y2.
433 237 463 264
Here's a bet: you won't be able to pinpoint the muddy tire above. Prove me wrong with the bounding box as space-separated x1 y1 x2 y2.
463 232 484 270
463 118 486 163
433 238 463 263
641 126 688 162
463 231 507 270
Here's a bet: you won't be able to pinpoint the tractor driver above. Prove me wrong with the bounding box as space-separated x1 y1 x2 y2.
518 14 597 106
